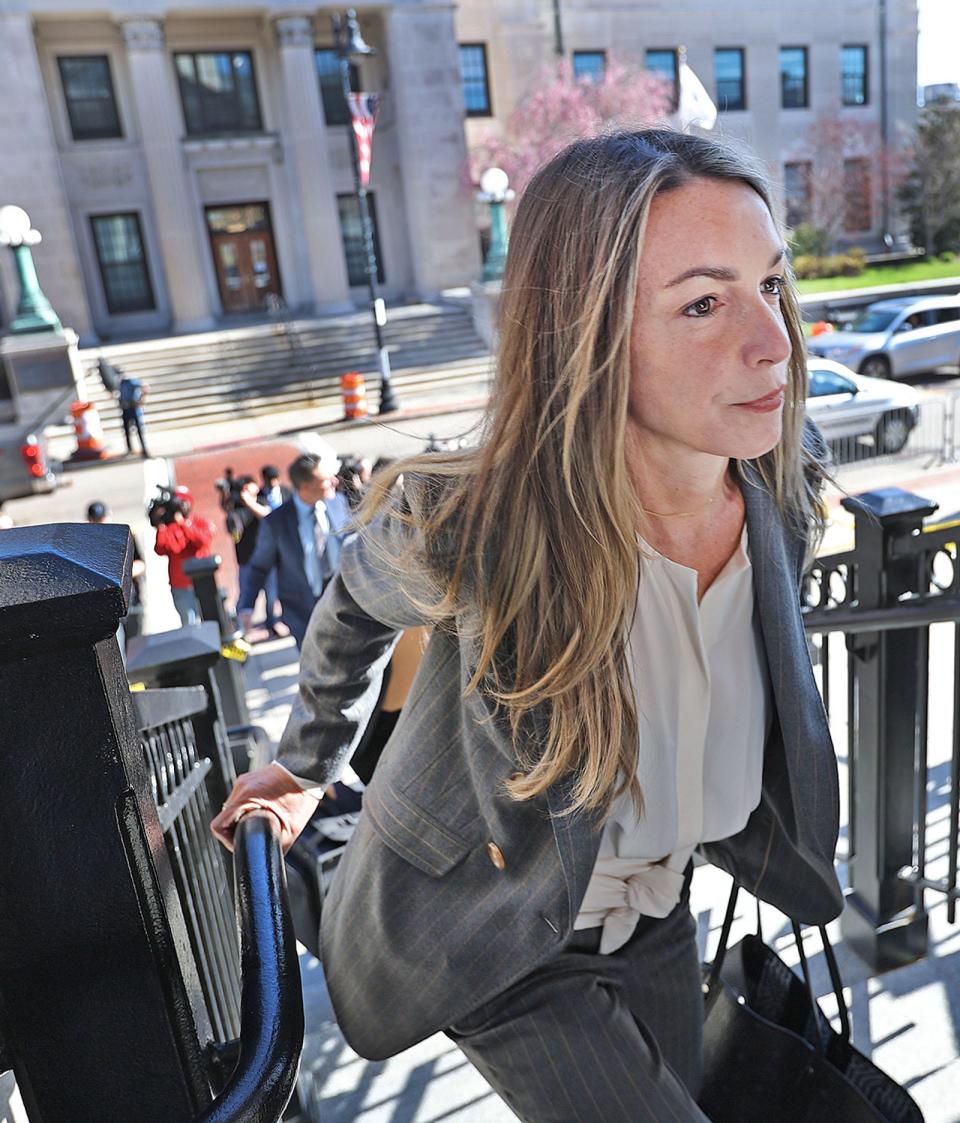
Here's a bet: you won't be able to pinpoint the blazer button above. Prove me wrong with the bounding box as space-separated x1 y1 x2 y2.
485 842 506 870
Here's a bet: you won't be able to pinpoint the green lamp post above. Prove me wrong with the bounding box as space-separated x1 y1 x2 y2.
0 206 62 334
478 168 515 283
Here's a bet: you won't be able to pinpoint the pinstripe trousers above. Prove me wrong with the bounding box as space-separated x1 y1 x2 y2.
446 868 710 1122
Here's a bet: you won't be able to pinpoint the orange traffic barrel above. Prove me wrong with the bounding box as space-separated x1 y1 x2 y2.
69 400 108 460
341 371 368 420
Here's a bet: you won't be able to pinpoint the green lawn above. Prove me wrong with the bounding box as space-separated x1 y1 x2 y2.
796 258 960 295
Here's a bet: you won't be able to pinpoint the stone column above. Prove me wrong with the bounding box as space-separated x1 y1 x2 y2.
119 18 215 332
0 12 93 339
273 13 352 311
384 3 481 297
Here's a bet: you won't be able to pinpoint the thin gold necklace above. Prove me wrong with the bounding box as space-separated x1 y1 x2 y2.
640 483 725 519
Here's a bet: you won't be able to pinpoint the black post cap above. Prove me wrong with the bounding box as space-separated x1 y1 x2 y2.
126 620 222 679
841 487 939 523
183 555 222 578
0 523 131 656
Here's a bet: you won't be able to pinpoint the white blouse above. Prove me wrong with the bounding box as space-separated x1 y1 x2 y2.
574 525 771 954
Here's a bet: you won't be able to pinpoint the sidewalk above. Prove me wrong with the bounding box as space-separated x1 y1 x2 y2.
243 616 960 1123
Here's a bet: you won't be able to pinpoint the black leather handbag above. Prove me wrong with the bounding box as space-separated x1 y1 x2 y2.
699 884 924 1123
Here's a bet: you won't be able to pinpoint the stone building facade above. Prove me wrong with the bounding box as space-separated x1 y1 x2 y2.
0 1 480 343
455 0 919 250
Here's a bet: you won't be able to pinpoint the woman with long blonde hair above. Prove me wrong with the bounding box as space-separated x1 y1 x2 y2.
214 128 841 1121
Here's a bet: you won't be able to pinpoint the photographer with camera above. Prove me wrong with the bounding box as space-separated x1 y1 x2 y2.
150 484 214 626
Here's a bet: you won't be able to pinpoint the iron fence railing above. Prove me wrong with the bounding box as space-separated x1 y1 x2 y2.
0 522 304 1123
803 495 960 967
135 686 242 1045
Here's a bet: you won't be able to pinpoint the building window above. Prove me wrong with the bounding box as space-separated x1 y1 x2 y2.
459 43 492 117
315 48 360 127
784 161 812 228
573 51 606 83
843 158 872 232
715 48 746 111
841 45 868 106
780 46 809 109
646 48 679 108
337 194 385 286
57 55 122 140
174 50 262 135
90 213 155 314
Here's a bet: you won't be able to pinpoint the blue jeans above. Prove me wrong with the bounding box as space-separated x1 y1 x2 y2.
171 586 200 627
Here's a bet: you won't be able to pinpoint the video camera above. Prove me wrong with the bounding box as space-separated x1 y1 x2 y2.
147 485 190 527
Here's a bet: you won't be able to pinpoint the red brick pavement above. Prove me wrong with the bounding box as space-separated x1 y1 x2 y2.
171 438 304 607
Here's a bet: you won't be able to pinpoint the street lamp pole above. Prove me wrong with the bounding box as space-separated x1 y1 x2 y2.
333 9 399 413
477 168 515 282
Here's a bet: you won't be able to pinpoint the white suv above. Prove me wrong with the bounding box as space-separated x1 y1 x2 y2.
807 294 960 379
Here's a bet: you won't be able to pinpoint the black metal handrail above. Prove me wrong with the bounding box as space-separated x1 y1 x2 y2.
195 811 304 1123
804 593 960 634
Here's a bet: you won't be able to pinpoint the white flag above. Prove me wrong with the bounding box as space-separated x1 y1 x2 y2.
677 62 717 131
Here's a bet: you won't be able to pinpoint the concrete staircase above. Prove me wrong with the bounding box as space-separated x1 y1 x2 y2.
79 301 493 436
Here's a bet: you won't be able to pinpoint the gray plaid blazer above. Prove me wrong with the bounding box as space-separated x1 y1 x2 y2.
276 450 842 1062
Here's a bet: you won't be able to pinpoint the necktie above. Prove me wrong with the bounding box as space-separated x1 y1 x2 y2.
313 503 330 588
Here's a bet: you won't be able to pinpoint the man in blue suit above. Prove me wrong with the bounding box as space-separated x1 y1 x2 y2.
237 443 353 648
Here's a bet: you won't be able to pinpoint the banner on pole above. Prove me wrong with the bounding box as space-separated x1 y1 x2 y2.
348 93 382 187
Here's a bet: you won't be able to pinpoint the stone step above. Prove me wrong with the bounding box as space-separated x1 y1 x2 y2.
72 358 493 434
82 338 489 395
72 301 492 435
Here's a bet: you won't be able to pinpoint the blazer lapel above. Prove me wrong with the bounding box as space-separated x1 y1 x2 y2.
741 466 827 825
741 465 794 707
280 502 310 588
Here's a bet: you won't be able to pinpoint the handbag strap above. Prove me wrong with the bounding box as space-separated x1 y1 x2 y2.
709 884 852 1046
818 924 851 1042
792 921 853 1049
791 921 826 1055
706 880 740 991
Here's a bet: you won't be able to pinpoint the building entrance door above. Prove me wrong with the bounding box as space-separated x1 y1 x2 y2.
205 203 282 313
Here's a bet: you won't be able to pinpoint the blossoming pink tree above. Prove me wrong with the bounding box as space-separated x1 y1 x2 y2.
469 58 673 195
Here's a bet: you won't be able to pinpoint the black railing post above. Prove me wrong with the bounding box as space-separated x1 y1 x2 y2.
841 487 938 970
184 555 251 729
127 624 238 815
0 525 213 1122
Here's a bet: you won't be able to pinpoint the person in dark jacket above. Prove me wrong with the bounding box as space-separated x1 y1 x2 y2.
117 373 150 459
237 444 352 648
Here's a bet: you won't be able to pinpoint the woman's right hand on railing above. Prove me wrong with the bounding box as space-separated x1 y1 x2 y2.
211 763 320 854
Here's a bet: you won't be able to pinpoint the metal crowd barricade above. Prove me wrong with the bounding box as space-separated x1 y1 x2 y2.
825 393 950 469
803 490 960 970
0 524 302 1123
